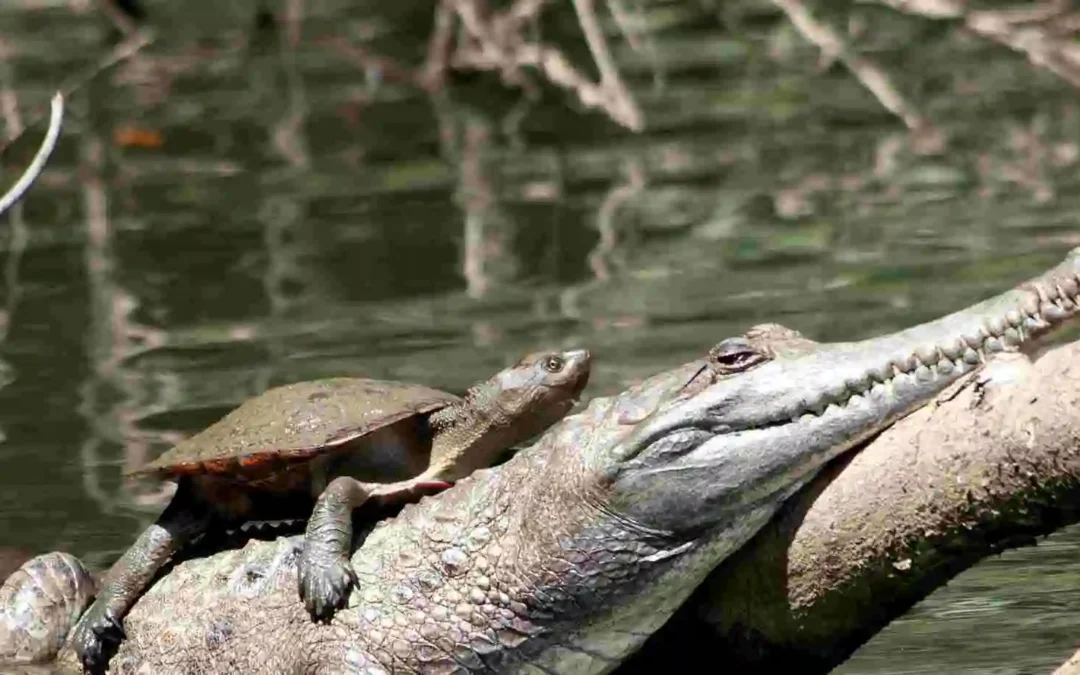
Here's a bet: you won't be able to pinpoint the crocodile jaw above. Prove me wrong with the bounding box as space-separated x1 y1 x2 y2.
555 249 1080 668
610 248 1080 534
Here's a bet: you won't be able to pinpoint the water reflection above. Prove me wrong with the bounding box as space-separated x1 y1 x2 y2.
1 1 1080 671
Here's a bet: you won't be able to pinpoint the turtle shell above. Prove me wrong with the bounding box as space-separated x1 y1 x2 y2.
129 378 460 480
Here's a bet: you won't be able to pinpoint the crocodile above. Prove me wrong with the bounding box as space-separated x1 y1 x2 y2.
8 249 1080 674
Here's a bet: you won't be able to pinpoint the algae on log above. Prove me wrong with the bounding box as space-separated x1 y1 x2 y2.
623 339 1080 674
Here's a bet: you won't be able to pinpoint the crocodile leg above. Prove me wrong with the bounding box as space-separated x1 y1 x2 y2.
70 477 209 674
298 476 450 622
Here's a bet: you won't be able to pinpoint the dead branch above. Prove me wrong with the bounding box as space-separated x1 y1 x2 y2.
964 4 1080 89
0 93 63 219
874 0 1080 91
569 0 642 129
770 0 945 152
342 0 645 130
779 0 1080 155
874 0 964 19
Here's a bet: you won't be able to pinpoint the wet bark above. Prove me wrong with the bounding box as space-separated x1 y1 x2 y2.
621 338 1080 674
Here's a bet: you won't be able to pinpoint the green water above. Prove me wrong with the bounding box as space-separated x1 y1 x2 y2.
1 1 1079 672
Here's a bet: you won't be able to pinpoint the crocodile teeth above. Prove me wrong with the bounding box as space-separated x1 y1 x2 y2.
1061 277 1078 298
776 263 1080 427
1041 301 1068 322
986 315 1007 336
941 338 964 361
825 381 848 401
915 346 939 365
845 374 870 394
1002 327 1022 347
962 330 986 350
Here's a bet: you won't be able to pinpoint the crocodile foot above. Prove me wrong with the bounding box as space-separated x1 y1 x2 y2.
71 603 125 674
298 552 357 622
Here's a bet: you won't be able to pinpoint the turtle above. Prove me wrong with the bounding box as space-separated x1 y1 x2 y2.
70 348 592 673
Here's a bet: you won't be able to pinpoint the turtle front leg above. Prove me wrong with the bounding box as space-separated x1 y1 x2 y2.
70 478 209 674
299 476 450 622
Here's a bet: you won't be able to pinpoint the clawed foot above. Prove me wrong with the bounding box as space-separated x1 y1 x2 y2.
71 603 125 674
298 551 357 623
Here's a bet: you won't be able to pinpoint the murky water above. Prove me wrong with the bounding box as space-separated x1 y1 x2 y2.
1 1 1079 672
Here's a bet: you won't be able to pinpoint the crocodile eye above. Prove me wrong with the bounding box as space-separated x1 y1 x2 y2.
543 355 565 373
709 339 768 373
715 349 764 369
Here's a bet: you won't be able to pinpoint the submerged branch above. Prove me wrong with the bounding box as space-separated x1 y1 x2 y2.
0 92 63 219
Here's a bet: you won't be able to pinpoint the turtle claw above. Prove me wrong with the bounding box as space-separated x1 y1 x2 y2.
298 553 357 623
371 480 452 505
71 604 125 674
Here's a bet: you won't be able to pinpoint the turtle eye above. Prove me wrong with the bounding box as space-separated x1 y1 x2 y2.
542 355 565 373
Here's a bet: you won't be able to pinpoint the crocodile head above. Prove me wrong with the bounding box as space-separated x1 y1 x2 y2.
605 250 1080 537
480 249 1080 672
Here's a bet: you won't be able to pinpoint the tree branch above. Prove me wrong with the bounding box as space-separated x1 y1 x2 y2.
0 93 63 218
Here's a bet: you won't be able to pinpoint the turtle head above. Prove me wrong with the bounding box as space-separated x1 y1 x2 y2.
478 348 592 442
427 348 591 478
